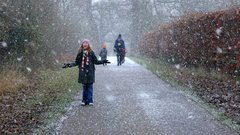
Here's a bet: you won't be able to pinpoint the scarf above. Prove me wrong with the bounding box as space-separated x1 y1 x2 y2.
81 50 89 71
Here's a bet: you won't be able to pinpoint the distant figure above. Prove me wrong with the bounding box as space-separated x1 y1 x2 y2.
99 42 108 66
114 34 126 66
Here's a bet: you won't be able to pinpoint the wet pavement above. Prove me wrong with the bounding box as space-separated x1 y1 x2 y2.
58 56 239 135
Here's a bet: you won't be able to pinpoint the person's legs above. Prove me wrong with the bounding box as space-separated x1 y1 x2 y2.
117 53 120 66
82 84 88 105
86 83 93 104
101 57 104 66
119 52 123 65
104 58 107 66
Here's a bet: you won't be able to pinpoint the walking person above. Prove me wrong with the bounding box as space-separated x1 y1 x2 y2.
62 39 110 106
99 42 108 66
114 34 126 66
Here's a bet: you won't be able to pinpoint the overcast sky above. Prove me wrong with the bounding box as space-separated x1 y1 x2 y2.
92 0 101 3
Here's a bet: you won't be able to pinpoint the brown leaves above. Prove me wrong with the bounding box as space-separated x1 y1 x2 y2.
175 72 240 124
0 87 43 134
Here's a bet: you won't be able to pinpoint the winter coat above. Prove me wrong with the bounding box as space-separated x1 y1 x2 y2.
75 50 103 84
99 48 107 60
114 38 125 52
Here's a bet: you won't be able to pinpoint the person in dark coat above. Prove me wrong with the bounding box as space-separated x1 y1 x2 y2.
62 39 110 106
99 42 108 66
114 34 126 66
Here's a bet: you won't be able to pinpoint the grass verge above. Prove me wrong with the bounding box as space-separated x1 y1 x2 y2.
24 67 81 133
0 70 30 99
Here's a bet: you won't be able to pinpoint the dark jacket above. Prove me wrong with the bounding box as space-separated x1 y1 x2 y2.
99 48 107 60
114 38 125 54
75 50 103 84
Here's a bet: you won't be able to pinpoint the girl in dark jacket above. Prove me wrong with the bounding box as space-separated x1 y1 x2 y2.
63 39 109 106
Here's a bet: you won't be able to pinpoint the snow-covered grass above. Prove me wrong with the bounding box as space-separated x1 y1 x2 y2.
132 56 229 84
23 68 81 133
184 66 229 81
131 57 181 87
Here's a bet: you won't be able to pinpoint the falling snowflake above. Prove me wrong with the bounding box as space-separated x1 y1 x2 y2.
188 115 193 119
55 59 59 63
215 27 223 36
175 64 180 69
1 41 7 47
217 47 222 53
236 81 239 85
17 56 23 62
26 67 32 72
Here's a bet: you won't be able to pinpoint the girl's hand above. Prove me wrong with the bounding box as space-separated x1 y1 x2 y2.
62 63 70 68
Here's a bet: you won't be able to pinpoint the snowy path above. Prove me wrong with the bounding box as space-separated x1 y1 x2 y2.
58 56 238 135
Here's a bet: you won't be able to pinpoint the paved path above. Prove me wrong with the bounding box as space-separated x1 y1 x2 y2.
58 56 239 135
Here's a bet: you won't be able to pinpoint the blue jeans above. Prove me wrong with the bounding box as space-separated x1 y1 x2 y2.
82 83 93 104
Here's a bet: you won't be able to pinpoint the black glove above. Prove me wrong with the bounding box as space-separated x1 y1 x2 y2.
62 63 70 68
103 60 111 64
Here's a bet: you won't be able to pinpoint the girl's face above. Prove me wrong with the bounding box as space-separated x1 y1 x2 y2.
82 42 89 50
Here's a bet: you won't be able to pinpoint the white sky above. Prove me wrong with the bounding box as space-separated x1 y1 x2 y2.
92 0 101 3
